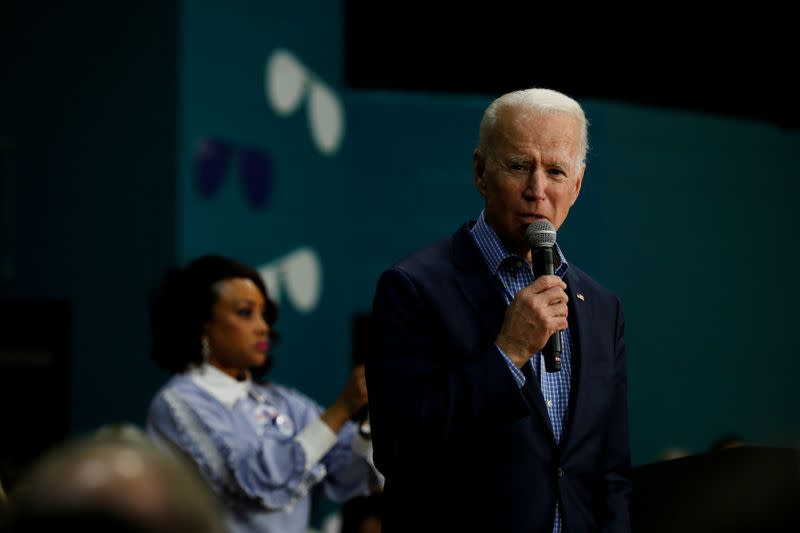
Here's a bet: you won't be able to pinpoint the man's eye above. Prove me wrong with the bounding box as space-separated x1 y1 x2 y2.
237 309 253 318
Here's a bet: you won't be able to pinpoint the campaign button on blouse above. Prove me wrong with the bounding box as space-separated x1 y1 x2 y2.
274 413 294 436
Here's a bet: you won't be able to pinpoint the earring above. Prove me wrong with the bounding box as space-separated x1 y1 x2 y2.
202 337 211 362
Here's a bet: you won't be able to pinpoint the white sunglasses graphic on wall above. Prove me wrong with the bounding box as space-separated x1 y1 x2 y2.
265 49 345 156
258 246 322 314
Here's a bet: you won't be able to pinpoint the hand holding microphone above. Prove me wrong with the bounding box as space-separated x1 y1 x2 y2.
495 220 567 373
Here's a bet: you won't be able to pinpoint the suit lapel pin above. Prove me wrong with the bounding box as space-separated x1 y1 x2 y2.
577 293 585 301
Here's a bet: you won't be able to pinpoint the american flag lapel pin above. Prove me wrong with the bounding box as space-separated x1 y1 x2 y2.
577 293 585 301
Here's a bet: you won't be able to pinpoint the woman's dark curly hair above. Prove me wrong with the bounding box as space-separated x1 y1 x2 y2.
148 255 279 377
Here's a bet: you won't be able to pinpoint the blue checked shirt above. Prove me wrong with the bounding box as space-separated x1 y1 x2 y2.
470 211 573 533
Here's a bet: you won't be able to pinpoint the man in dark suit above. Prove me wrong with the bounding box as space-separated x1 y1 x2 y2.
366 88 631 532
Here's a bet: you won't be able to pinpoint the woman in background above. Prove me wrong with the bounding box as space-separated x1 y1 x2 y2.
146 254 380 533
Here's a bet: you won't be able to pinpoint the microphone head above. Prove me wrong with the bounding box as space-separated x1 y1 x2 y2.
526 219 557 249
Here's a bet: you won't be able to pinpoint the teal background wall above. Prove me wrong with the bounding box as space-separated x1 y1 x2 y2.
1 0 797 493
1 3 179 440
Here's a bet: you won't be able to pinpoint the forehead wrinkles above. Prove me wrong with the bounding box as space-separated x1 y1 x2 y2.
495 111 580 167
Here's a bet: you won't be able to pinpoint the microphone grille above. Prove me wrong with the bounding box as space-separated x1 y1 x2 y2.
525 220 557 249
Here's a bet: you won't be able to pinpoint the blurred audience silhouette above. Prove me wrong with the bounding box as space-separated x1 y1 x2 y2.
709 433 746 453
0 423 225 533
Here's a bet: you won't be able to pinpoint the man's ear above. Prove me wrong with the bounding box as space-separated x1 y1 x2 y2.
473 150 487 198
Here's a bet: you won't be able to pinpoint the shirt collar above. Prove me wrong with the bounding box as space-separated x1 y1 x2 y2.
470 209 569 276
189 363 252 408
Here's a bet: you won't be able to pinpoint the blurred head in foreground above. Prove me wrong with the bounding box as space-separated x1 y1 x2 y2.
0 424 225 533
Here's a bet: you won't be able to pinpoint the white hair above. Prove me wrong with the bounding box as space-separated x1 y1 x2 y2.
477 88 589 168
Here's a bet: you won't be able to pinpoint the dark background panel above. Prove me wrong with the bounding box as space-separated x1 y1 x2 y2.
0 300 71 490
344 3 795 128
631 446 800 533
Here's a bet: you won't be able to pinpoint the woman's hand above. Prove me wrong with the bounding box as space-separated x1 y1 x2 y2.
320 365 368 433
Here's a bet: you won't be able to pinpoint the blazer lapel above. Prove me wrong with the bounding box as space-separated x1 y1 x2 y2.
450 223 506 342
450 223 552 433
520 361 554 444
559 267 588 450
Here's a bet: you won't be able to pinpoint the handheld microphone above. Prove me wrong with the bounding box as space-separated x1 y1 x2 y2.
525 220 562 373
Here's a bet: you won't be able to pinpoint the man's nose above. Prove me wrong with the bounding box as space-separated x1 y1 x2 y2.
524 170 546 199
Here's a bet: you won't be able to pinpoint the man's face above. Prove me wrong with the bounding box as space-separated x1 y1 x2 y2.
473 109 584 259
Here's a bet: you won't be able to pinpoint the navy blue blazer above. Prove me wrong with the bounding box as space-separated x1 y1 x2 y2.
366 222 631 532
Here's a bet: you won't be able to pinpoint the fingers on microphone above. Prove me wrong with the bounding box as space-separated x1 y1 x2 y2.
532 275 566 292
543 286 568 305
